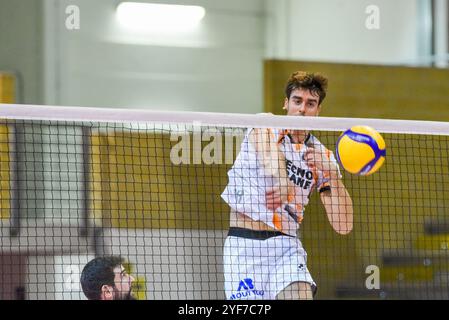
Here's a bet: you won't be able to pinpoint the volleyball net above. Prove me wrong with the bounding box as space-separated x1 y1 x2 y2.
0 104 449 300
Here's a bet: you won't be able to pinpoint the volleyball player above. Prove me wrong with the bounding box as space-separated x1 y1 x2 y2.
221 71 354 300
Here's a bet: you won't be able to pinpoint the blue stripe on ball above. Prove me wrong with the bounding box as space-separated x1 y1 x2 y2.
335 134 344 167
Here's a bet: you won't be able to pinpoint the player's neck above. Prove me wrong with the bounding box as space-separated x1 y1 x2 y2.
289 130 309 144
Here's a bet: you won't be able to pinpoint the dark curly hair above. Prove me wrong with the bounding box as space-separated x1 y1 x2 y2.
285 71 328 105
80 256 124 300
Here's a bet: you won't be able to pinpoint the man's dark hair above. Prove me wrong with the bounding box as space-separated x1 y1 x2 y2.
285 71 328 105
80 256 124 300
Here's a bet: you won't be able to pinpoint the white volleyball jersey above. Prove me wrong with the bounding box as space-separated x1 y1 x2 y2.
221 128 341 236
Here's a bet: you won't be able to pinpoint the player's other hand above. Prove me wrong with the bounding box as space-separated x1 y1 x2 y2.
266 187 283 211
305 147 338 176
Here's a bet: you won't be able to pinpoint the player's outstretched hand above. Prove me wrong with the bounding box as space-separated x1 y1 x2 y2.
305 147 338 177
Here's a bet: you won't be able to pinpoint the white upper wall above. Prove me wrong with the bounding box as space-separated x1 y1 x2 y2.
44 0 265 113
0 0 44 104
265 0 429 65
42 0 432 112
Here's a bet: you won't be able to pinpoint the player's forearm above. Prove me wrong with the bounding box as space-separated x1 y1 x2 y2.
326 178 354 234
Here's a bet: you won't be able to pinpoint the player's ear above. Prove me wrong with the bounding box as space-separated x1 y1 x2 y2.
101 285 114 300
283 98 289 111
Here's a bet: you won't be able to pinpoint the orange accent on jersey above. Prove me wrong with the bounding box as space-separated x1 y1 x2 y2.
272 212 283 231
312 167 319 183
277 129 289 144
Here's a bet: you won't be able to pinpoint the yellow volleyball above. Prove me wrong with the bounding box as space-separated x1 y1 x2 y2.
335 125 386 176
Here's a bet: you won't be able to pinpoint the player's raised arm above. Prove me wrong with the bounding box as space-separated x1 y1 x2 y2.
305 146 354 235
248 128 293 211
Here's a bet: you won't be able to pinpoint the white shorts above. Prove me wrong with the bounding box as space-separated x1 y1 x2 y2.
223 228 316 300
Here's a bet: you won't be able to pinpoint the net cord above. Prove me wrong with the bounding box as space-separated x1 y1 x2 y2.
1 103 449 136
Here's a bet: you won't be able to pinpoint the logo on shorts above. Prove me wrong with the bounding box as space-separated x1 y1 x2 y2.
237 278 254 291
298 264 305 271
229 278 265 300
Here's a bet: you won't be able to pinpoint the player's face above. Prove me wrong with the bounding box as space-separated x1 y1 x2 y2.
112 265 136 300
283 88 321 117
